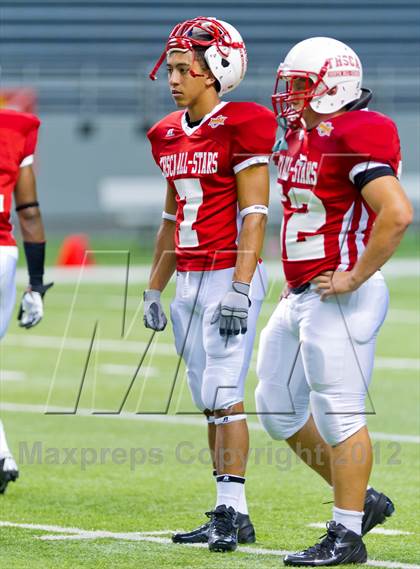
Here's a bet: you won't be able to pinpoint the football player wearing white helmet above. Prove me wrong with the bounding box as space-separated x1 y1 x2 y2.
256 37 412 565
146 17 276 552
0 109 52 494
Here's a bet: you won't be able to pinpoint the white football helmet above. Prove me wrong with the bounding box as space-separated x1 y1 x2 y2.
273 37 363 125
150 17 247 95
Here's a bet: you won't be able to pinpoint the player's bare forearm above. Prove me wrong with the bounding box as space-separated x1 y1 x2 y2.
18 208 45 242
148 220 177 291
234 163 269 283
233 213 267 283
15 166 46 242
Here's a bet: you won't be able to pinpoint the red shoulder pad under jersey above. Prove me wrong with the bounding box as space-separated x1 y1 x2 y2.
228 102 277 173
147 111 183 165
340 110 401 179
0 109 41 164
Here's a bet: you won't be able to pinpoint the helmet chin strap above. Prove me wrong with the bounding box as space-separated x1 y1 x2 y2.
277 114 309 157
298 117 309 156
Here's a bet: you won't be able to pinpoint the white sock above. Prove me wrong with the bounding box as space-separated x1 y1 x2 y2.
216 474 245 511
0 420 11 458
213 470 248 515
333 506 363 535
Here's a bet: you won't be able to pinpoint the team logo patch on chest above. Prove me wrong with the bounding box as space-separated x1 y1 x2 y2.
209 115 227 129
316 121 334 137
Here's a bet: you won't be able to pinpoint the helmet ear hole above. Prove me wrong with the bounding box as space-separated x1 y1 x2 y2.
327 86 338 96
221 58 230 68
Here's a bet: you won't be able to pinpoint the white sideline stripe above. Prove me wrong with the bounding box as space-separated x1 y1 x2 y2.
136 530 173 535
1 402 419 444
100 364 159 377
365 432 420 444
4 334 176 356
0 521 418 568
0 370 26 381
3 334 419 372
308 523 413 536
382 309 419 325
39 529 174 541
375 358 420 371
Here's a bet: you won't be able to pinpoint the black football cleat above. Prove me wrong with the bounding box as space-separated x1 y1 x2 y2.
207 505 239 552
172 511 256 544
0 456 19 494
362 487 394 535
237 513 256 543
284 521 367 566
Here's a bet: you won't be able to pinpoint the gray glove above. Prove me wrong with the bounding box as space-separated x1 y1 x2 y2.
211 281 251 336
143 289 167 331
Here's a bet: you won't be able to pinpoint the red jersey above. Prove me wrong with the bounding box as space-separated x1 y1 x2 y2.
0 109 41 246
148 101 277 271
277 110 401 287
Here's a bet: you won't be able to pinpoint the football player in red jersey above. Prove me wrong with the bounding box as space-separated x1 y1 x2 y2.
0 108 52 494
145 17 277 552
255 37 413 565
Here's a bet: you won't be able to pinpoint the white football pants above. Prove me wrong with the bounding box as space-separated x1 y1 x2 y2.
170 264 268 412
256 271 389 446
0 247 18 340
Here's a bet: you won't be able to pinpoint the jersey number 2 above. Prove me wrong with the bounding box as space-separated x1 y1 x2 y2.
173 179 203 248
284 187 326 261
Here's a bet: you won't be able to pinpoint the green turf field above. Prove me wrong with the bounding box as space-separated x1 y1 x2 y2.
0 264 419 568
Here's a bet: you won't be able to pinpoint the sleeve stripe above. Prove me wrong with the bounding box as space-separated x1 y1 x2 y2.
233 155 270 174
349 161 390 183
162 211 176 222
353 166 396 191
20 154 34 168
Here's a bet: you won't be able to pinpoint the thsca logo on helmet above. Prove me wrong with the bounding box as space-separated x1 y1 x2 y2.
149 16 248 96
272 37 363 129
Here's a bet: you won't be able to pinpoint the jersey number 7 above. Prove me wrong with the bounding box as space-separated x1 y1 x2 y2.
173 179 203 248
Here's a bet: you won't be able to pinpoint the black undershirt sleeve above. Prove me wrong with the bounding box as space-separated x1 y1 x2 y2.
23 241 45 287
353 165 396 192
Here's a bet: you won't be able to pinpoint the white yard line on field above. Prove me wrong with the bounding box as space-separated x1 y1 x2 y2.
308 523 413 536
4 334 419 372
0 520 418 569
1 402 419 444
